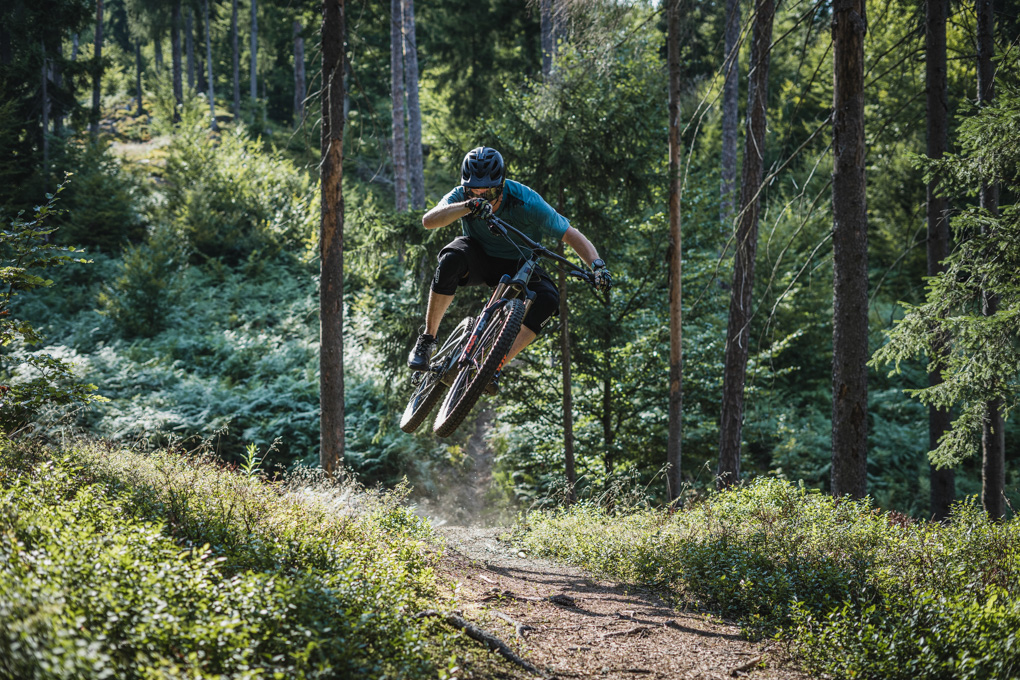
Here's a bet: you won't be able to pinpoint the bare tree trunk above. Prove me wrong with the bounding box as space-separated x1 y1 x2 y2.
541 0 554 77
205 0 218 131
717 0 775 489
232 0 241 118
976 0 1004 520
294 20 306 125
402 0 425 209
666 0 684 504
558 239 577 504
72 33 79 62
153 37 162 71
320 0 347 473
90 0 103 139
390 0 408 212
41 42 49 171
135 41 144 115
186 8 195 91
172 0 183 120
720 0 740 227
54 41 64 134
250 0 258 102
830 0 869 500
926 0 954 521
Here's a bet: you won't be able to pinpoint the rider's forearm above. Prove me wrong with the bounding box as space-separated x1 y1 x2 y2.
422 201 472 230
562 227 601 266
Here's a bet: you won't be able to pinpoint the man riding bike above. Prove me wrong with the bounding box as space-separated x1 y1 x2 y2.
407 146 613 393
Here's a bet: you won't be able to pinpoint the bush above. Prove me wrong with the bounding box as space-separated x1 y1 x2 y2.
514 479 1020 676
0 437 452 679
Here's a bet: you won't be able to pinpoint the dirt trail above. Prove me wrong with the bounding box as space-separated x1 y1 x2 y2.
435 525 811 680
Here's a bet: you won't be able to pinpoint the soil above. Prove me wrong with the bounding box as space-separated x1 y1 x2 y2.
434 525 813 680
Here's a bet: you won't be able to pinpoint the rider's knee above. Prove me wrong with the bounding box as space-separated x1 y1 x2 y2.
523 289 559 334
432 250 469 295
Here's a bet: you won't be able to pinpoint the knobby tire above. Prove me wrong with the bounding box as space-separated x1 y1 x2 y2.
399 369 447 433
433 298 525 438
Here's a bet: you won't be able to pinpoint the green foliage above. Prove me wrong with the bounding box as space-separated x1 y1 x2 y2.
0 436 454 679
514 479 1020 677
871 68 1020 468
0 184 102 428
158 116 316 265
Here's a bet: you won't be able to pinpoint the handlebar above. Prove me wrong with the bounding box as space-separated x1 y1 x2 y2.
486 215 596 288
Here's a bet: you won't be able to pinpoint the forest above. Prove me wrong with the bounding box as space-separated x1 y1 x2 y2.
3 0 1020 677
3 0 1017 519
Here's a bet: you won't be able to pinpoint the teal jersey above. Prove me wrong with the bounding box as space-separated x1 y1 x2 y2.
440 179 570 259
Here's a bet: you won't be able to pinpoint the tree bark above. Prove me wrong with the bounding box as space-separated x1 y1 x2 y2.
830 0 869 500
135 41 144 116
666 0 684 503
976 0 1004 520
294 20 306 126
90 0 103 139
41 42 49 171
153 37 162 71
250 0 258 102
186 7 195 91
402 0 425 209
171 0 183 119
390 0 408 212
72 33 79 62
720 0 741 226
926 0 954 521
232 0 241 118
717 0 775 489
54 41 64 134
541 0 554 77
558 239 577 504
320 0 347 473
204 0 217 131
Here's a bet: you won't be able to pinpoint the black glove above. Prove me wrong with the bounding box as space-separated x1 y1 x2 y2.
466 197 493 220
591 259 613 292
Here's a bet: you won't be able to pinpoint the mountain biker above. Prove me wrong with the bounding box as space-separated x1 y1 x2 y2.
407 146 613 393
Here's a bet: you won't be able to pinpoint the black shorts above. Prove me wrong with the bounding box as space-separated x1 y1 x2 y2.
431 236 560 334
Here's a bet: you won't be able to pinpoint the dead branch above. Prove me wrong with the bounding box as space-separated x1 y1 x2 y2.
416 609 545 677
491 610 536 638
729 654 764 676
600 625 652 639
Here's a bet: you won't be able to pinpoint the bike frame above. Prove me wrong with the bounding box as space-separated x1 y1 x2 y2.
454 215 594 373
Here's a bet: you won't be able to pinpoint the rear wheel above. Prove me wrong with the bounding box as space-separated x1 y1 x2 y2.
433 298 525 438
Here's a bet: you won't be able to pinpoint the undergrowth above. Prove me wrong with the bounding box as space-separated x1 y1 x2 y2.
512 478 1020 680
0 436 467 679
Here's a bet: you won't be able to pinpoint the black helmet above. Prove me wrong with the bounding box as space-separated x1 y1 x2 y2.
460 147 506 188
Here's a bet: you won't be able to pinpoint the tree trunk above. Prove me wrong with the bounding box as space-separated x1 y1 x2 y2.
558 239 577 504
402 0 425 209
90 0 103 139
54 41 64 134
717 0 775 489
925 0 954 521
250 0 257 102
171 0 183 119
72 34 79 62
541 0 554 77
186 8 195 91
232 0 241 118
830 0 869 500
294 20 306 125
320 0 346 473
135 41 144 115
390 0 408 212
205 0 217 131
720 0 740 227
976 0 1004 520
41 42 49 171
666 0 684 504
153 37 162 71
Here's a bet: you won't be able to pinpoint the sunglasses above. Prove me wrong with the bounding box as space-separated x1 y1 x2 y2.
465 186 502 202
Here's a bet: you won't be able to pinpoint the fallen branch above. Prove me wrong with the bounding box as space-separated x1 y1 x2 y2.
491 610 536 638
416 610 545 677
480 588 578 608
728 654 763 676
600 625 652 639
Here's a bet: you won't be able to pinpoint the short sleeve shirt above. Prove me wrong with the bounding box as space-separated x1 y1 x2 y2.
439 179 570 260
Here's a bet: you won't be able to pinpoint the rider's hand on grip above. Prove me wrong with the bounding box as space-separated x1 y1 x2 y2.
592 261 613 292
466 197 493 220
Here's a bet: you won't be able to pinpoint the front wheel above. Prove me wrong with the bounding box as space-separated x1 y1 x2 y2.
399 368 447 433
433 298 525 438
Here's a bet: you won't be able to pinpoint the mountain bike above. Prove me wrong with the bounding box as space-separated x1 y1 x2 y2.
399 214 597 438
